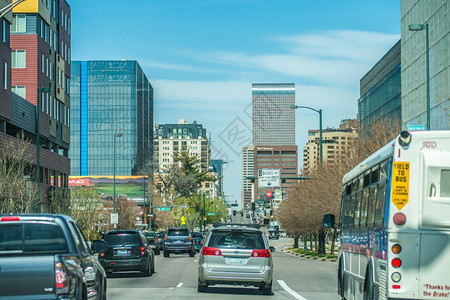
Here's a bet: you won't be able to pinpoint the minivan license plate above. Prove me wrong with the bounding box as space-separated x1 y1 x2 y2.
229 258 243 264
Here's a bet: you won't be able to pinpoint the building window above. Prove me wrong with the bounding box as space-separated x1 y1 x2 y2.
3 62 7 89
12 86 26 98
2 20 6 43
11 15 26 33
11 50 26 68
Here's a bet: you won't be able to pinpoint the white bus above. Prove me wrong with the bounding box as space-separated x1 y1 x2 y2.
334 130 450 300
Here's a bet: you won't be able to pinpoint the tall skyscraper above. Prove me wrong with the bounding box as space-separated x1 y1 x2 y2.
252 83 296 145
70 60 153 176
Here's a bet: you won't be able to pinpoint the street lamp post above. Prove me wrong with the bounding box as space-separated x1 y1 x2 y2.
409 23 430 130
113 133 122 214
36 86 51 213
290 105 323 163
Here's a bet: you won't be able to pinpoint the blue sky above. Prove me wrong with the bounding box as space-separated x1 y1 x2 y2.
70 0 401 207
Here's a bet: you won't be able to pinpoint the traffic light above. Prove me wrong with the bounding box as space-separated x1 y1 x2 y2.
149 214 154 222
195 203 200 212
251 202 256 210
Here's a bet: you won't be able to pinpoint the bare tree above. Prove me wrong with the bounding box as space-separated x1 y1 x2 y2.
0 138 38 214
70 187 104 241
279 117 400 254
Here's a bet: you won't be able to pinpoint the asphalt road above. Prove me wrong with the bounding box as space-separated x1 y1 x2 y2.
106 237 340 300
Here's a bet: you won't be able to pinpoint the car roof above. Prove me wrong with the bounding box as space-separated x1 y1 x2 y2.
211 223 262 233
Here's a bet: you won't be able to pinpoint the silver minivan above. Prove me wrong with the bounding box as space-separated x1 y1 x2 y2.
197 224 275 294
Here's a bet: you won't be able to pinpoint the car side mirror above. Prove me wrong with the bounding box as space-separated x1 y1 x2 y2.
323 214 335 228
92 240 108 253
269 246 275 253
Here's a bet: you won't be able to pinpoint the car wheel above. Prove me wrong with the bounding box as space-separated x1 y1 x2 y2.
163 251 169 257
262 281 272 295
198 278 207 293
143 262 152 277
151 259 155 274
189 251 195 257
101 278 107 300
155 249 160 255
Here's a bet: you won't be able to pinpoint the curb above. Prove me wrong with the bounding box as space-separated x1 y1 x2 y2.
281 249 337 262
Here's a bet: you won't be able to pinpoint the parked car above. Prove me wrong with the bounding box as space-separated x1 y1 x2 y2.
0 214 107 299
143 231 161 255
193 236 204 253
163 227 195 257
98 229 155 276
198 223 275 294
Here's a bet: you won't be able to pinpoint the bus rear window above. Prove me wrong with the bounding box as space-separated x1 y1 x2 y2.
441 170 450 197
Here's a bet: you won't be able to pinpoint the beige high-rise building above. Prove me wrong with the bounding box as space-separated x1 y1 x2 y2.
154 119 210 173
303 119 358 174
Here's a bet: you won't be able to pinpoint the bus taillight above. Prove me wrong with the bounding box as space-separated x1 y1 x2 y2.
393 212 406 226
392 244 402 254
391 272 401 282
392 258 402 268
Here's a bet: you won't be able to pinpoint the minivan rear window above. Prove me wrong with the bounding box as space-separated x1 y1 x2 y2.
105 232 140 245
0 223 68 253
208 231 264 249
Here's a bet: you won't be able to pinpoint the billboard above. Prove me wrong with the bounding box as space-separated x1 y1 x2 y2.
68 176 147 202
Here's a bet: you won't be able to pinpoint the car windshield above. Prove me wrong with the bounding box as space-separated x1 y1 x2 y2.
167 229 189 236
105 233 140 245
208 231 264 249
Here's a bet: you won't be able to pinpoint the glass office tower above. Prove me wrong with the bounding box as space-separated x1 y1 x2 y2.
70 60 153 176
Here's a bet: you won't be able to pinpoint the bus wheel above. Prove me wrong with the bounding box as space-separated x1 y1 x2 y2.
338 260 345 298
364 266 375 300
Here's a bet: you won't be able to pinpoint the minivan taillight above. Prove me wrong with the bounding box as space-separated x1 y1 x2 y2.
0 216 20 222
55 262 69 294
140 246 145 256
202 247 222 256
251 249 270 258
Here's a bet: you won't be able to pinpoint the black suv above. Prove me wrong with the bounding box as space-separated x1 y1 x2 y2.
163 227 195 257
98 230 155 276
143 231 161 255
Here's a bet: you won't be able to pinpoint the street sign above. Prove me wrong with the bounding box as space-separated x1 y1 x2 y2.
157 207 170 211
266 191 273 198
179 205 188 209
111 213 118 224
180 216 186 225
208 212 215 216
407 125 426 131
258 169 280 188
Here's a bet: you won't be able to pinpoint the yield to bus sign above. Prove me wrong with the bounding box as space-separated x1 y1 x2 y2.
391 161 410 210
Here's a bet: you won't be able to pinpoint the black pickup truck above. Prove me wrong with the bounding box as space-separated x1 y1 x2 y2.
0 214 108 299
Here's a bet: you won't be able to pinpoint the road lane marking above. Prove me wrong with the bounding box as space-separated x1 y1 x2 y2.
277 280 308 300
176 283 183 288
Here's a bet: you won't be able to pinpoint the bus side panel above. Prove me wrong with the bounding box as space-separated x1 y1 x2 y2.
418 234 450 299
